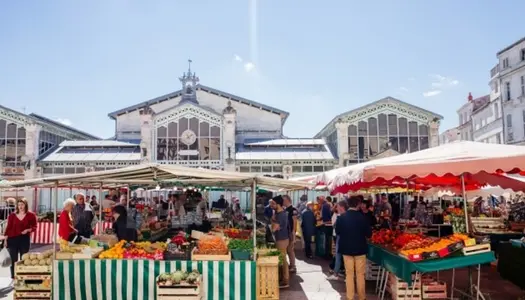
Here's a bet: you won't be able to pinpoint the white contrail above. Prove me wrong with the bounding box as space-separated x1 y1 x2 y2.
249 0 258 66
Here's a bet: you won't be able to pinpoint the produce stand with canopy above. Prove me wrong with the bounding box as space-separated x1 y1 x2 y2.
2 164 312 300
314 141 525 299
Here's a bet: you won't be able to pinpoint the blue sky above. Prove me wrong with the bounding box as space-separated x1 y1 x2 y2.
0 1 524 139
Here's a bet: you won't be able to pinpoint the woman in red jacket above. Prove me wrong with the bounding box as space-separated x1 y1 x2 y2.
4 199 37 279
59 198 78 242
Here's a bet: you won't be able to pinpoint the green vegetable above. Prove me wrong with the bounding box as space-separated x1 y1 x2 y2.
228 239 254 252
264 250 284 266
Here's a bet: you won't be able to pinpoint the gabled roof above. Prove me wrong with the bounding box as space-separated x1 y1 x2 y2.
107 84 290 124
154 99 220 118
29 114 100 140
314 96 443 138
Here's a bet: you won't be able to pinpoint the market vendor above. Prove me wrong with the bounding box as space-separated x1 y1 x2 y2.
72 193 95 238
112 205 138 242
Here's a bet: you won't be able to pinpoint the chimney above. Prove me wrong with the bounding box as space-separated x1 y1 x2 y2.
468 92 473 102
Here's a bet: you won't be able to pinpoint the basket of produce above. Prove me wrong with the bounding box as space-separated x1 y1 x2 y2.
99 241 166 259
16 250 53 273
156 270 202 299
192 235 230 261
228 238 254 260
164 232 193 260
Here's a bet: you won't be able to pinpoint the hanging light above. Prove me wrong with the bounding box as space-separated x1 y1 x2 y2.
155 185 161 191
173 186 178 191
183 188 187 192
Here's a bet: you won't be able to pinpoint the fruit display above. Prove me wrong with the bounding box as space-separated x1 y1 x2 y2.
392 233 425 250
14 277 52 291
157 270 201 286
223 228 252 239
399 233 470 259
195 235 228 255
99 240 166 259
370 229 398 245
20 251 53 266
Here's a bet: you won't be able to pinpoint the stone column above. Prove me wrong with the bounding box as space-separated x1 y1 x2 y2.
24 121 42 179
222 102 237 172
429 119 440 148
335 120 349 167
140 107 154 163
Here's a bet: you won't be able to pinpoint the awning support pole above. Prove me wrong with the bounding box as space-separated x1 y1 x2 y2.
460 173 469 233
252 179 257 261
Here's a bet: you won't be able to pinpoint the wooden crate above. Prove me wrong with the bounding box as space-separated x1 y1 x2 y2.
510 221 525 232
156 276 203 300
422 281 447 299
388 274 422 299
157 296 203 300
15 263 51 274
365 260 380 281
462 244 491 256
256 256 279 300
14 291 51 298
191 249 231 261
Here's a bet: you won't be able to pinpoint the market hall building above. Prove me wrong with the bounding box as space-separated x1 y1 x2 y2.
0 66 442 185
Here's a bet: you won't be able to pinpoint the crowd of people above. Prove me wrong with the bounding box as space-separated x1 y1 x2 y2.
264 193 393 300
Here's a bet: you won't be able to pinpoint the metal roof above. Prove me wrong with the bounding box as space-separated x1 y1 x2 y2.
59 140 139 147
244 138 326 146
314 96 444 138
235 151 334 160
107 84 290 124
39 140 141 162
29 114 100 140
41 152 141 162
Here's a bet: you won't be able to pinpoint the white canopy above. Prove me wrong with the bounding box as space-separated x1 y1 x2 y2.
321 141 525 192
0 163 313 191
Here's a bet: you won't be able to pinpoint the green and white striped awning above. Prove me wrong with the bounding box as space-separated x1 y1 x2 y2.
53 259 256 300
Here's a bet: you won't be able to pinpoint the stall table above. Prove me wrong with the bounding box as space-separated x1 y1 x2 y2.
53 259 256 300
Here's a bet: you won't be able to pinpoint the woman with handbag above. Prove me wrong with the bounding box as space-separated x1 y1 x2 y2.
3 199 37 279
59 199 84 244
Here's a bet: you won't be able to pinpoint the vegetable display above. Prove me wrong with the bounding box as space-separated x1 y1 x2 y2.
195 235 228 255
228 238 254 252
21 250 53 266
157 270 201 286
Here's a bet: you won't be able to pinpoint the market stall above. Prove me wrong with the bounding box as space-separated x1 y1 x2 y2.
4 163 311 300
368 230 495 299
312 141 525 298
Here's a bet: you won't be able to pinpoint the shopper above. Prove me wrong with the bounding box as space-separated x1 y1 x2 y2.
328 200 348 280
301 202 316 258
360 201 377 227
59 198 79 242
4 199 37 279
283 195 298 273
319 196 333 259
271 195 290 288
336 196 372 300
112 205 138 242
72 193 94 238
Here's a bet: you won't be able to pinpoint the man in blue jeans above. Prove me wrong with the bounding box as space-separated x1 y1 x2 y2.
328 200 348 280
319 196 333 259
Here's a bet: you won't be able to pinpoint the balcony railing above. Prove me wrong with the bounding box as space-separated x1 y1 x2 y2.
490 64 500 78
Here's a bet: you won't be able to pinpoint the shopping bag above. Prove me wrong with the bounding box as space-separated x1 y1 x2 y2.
0 247 11 268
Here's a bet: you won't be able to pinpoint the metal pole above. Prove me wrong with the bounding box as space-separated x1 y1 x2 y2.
460 174 469 233
251 179 257 261
52 181 58 266
127 185 130 209
98 184 103 235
